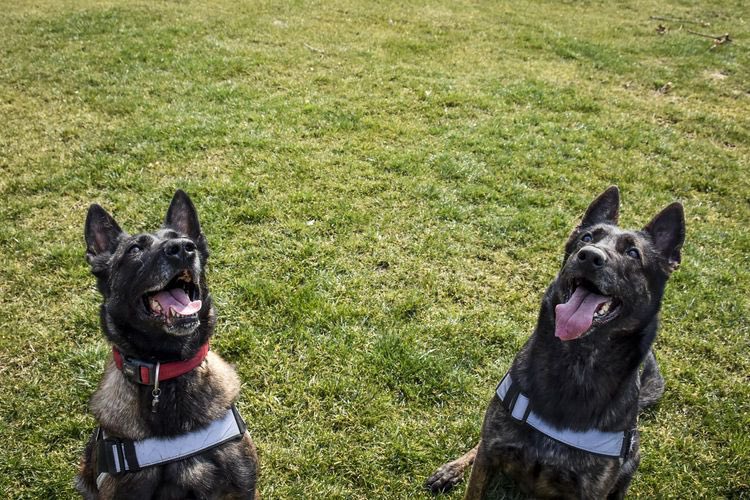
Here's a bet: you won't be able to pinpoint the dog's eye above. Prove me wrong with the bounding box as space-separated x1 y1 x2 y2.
581 233 593 243
128 244 142 254
626 248 640 259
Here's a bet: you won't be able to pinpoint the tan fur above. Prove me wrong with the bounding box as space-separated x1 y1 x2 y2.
194 352 242 420
90 361 149 439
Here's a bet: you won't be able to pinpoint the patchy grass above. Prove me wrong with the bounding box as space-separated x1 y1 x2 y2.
1 0 748 498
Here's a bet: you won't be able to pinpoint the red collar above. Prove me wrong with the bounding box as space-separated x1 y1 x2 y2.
112 343 210 385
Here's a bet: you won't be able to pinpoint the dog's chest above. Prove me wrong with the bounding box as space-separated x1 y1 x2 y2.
90 353 241 439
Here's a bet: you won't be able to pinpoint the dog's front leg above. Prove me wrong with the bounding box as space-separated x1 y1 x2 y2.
425 443 479 494
462 443 496 500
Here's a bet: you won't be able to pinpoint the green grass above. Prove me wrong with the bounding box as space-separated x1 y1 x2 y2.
1 0 748 497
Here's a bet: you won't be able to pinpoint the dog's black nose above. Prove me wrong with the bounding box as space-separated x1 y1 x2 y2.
164 239 197 261
577 246 606 268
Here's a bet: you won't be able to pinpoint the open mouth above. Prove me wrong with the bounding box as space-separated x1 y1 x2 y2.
142 270 202 326
554 279 621 341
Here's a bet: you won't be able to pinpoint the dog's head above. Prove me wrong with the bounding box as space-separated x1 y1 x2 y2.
553 186 685 342
84 190 214 358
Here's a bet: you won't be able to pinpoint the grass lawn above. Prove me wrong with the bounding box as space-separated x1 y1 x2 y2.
1 0 748 497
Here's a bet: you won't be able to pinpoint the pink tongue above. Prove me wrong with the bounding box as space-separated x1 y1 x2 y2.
153 288 202 316
555 287 609 341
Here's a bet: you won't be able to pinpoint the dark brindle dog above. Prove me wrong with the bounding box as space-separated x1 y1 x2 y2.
426 186 685 499
76 191 258 499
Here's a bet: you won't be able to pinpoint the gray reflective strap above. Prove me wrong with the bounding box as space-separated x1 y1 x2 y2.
112 444 122 471
525 413 625 456
496 373 626 458
96 472 109 490
97 406 245 475
510 393 530 420
133 407 243 468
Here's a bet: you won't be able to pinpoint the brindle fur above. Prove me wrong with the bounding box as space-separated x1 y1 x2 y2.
426 186 685 499
76 191 258 499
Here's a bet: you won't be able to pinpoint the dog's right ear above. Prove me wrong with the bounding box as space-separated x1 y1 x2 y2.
164 190 202 241
644 202 685 272
85 204 124 265
577 185 620 230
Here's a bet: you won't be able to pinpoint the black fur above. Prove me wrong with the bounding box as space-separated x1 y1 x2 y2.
427 186 685 499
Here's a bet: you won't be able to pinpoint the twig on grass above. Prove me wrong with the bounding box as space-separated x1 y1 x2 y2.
303 43 325 54
686 30 732 49
649 15 711 27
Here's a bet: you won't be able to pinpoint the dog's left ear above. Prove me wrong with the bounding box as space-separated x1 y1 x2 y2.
164 190 202 240
644 202 685 272
577 185 620 230
85 204 124 264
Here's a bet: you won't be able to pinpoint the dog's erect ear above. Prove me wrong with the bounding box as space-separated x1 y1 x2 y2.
164 190 202 240
85 204 124 263
578 185 620 229
644 202 685 272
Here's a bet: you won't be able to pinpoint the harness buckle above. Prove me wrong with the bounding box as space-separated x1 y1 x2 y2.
96 435 126 475
96 432 140 475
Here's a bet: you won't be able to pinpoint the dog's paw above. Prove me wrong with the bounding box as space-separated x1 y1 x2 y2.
424 462 466 494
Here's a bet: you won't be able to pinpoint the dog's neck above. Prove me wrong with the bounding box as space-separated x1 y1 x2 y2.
112 342 210 385
513 299 655 431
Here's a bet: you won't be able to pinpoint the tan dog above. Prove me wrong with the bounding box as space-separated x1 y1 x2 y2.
76 191 258 499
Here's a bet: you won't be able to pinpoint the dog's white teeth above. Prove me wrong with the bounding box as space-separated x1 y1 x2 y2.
150 299 163 314
595 301 612 317
168 306 187 318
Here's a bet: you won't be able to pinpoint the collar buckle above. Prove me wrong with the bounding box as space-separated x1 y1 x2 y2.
119 355 156 385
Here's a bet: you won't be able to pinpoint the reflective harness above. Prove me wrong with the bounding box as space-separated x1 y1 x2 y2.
497 372 634 459
95 405 246 478
94 344 247 487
